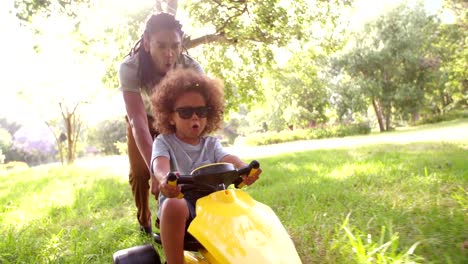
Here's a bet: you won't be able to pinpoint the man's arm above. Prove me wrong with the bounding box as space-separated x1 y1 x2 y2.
123 91 153 169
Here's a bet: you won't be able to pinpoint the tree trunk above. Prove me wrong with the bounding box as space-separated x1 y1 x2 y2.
45 122 65 165
184 34 235 49
372 98 385 132
412 112 420 123
72 114 81 163
59 102 81 165
65 114 74 164
385 112 391 131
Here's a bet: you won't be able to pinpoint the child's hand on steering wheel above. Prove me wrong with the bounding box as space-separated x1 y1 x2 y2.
159 172 182 198
241 168 262 186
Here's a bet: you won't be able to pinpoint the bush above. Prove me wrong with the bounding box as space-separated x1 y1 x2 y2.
0 128 12 157
0 118 22 163
242 122 372 146
415 110 468 125
335 122 372 137
11 126 57 166
114 141 127 156
87 118 127 155
307 128 331 139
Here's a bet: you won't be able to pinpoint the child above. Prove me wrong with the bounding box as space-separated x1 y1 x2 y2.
150 68 261 264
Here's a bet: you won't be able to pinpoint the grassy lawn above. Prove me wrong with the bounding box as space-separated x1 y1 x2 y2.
1 119 467 263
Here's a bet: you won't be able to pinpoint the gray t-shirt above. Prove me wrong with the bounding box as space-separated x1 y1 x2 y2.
152 134 230 203
118 53 204 114
151 134 229 174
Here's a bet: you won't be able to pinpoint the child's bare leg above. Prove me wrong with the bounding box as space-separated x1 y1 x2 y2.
160 198 189 264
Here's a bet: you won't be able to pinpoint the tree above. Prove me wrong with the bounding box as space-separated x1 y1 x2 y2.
330 74 369 122
0 118 21 136
268 47 330 129
14 0 91 23
45 101 83 165
443 0 467 26
0 128 12 164
334 3 439 131
180 0 353 112
87 117 127 155
12 125 57 166
432 0 468 111
0 118 24 163
11 0 357 157
95 0 353 116
10 0 110 164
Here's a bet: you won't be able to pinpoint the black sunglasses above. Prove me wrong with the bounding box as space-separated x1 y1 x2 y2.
173 106 211 119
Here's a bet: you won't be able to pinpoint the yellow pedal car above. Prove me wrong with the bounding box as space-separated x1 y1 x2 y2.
113 161 302 264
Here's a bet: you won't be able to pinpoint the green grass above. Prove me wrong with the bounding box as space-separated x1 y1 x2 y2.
246 142 467 263
0 165 156 263
1 119 467 263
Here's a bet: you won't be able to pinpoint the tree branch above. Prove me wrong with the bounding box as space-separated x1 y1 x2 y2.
184 34 237 49
184 31 279 49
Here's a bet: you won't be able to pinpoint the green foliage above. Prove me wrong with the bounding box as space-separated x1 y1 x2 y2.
185 0 315 45
414 110 468 125
334 2 441 131
0 127 26 164
114 141 128 156
331 75 370 121
242 122 371 146
431 20 468 111
243 129 308 146
198 44 270 112
268 48 330 127
338 214 423 263
0 128 12 155
0 122 23 163
184 0 352 112
333 122 372 137
14 0 91 23
240 103 288 132
0 125 56 165
87 118 127 155
100 6 154 89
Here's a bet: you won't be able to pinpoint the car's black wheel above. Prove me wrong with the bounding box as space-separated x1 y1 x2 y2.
113 244 161 264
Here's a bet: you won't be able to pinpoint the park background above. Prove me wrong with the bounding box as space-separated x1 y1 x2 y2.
0 0 467 263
